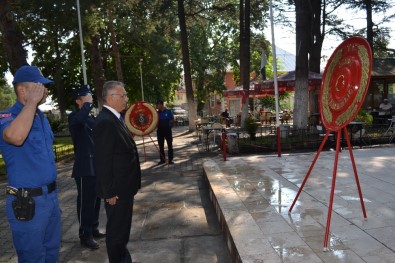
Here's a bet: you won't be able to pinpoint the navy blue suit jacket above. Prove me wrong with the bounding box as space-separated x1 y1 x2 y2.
68 102 95 178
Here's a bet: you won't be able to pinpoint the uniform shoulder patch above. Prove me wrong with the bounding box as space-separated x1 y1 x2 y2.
0 113 13 125
0 113 12 118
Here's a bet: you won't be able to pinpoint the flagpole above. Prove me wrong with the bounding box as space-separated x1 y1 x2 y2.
269 0 281 157
139 58 144 101
77 0 87 85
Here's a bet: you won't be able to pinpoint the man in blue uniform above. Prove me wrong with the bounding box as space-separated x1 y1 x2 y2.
68 85 105 249
156 99 174 165
0 65 61 262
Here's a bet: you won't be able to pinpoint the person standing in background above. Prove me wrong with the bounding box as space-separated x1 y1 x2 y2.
68 84 105 250
221 108 230 127
156 99 174 165
379 98 392 116
93 81 141 263
0 65 61 262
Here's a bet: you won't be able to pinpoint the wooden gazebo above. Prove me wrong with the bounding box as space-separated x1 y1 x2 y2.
363 58 395 110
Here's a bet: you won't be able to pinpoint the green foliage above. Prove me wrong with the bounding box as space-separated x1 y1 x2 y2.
4 0 394 120
354 109 373 126
259 92 291 110
0 79 16 110
0 158 5 175
8 0 182 110
186 2 270 110
54 136 73 145
244 115 259 134
47 115 68 134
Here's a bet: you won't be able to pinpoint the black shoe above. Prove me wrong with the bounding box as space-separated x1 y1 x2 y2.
158 160 165 165
93 231 106 239
80 238 100 249
168 161 174 165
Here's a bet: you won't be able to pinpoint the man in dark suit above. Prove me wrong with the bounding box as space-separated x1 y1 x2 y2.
93 81 141 263
68 85 105 249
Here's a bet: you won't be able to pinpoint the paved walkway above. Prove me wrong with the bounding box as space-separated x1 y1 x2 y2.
2 126 395 262
204 145 395 262
0 126 230 263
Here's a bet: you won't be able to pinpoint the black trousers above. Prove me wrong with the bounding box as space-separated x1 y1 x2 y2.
105 197 134 263
74 177 101 239
157 129 173 162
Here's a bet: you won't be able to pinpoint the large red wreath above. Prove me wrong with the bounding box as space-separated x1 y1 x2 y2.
125 101 158 136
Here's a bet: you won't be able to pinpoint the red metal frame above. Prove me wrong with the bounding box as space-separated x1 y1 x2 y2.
289 128 367 250
222 130 227 161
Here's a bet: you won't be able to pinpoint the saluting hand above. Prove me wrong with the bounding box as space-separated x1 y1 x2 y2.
24 83 47 106
81 93 93 104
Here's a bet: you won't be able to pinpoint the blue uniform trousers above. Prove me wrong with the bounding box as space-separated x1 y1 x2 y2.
6 191 61 263
157 129 173 162
74 176 101 239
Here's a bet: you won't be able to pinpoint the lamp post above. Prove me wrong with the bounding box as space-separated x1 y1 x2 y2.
269 0 281 157
139 58 144 101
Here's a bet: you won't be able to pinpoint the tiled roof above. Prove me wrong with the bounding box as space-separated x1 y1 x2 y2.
372 58 395 77
275 46 295 72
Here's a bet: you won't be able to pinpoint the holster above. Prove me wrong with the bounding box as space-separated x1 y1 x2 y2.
11 190 35 221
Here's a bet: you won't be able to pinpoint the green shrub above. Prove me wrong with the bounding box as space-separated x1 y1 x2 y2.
354 109 373 126
47 115 68 134
244 116 259 134
0 157 5 175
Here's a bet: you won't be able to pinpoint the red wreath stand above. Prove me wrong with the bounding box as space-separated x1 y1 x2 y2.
289 37 372 250
124 101 162 162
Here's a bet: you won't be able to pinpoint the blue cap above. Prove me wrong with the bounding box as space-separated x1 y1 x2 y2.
12 65 54 85
73 84 92 99
156 99 164 105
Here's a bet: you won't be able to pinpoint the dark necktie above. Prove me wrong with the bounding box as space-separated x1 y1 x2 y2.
119 116 126 127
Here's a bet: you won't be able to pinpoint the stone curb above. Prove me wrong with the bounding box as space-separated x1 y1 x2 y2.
203 160 281 263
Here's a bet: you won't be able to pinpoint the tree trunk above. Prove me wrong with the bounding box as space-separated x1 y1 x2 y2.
177 0 196 131
108 3 123 82
88 34 106 109
239 0 244 86
365 0 374 55
240 0 250 128
309 0 323 74
0 0 27 73
196 72 206 115
308 0 323 118
54 39 67 119
294 0 312 128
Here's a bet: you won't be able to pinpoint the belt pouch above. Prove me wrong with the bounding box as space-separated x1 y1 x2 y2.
12 190 35 221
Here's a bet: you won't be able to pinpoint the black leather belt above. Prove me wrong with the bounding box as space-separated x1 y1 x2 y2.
6 181 57 197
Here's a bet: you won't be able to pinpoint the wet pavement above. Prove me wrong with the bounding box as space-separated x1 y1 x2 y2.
204 145 395 262
1 125 395 262
0 126 230 263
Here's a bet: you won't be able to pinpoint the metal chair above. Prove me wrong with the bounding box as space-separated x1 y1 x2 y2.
316 125 333 137
206 122 223 151
316 125 335 148
384 116 395 142
195 118 209 140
